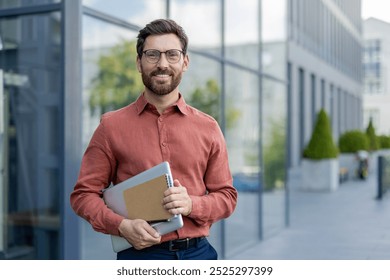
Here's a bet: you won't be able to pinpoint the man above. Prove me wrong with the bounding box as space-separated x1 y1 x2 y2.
70 19 237 260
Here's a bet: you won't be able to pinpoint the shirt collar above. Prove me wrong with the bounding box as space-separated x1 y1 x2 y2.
135 93 189 116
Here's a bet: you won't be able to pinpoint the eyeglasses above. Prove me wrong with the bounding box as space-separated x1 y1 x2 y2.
142 49 184 64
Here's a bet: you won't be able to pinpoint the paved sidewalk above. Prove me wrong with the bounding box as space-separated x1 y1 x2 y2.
230 174 390 260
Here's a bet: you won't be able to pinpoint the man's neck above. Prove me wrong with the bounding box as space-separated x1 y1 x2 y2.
143 90 180 114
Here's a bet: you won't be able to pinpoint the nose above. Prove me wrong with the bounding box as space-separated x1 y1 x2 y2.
157 52 169 68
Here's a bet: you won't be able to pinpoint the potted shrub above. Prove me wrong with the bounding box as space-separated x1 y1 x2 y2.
302 109 339 191
338 130 369 180
366 119 380 152
365 119 380 173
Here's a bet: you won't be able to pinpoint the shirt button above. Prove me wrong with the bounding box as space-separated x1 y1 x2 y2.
158 117 163 122
161 142 166 147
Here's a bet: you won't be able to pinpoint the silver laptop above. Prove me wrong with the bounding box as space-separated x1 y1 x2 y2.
102 162 183 252
110 215 184 252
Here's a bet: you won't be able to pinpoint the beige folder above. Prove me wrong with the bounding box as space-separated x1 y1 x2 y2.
122 174 172 222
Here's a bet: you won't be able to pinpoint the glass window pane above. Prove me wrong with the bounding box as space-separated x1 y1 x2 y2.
224 67 260 257
0 70 4 254
0 0 60 9
82 15 140 148
82 0 166 27
171 0 221 55
262 78 287 239
262 0 286 42
180 53 222 124
226 0 259 68
0 12 62 259
81 15 140 259
262 0 287 80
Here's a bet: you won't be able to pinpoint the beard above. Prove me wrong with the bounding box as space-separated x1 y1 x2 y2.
141 68 182 96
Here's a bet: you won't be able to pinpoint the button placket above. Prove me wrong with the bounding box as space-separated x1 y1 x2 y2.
158 116 169 160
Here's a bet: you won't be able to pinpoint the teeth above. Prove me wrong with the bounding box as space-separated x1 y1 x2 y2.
156 74 169 77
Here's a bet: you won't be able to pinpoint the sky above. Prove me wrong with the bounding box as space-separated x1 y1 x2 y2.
362 0 390 23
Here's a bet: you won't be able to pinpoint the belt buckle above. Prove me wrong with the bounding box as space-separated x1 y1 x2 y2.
168 240 179 251
168 238 190 251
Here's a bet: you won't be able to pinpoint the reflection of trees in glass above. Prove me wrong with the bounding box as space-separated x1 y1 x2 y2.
263 119 286 191
187 79 240 130
89 39 143 113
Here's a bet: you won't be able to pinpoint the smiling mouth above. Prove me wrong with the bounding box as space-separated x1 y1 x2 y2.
153 73 172 83
155 74 170 78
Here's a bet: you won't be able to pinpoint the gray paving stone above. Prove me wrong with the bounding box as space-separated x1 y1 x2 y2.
230 175 390 260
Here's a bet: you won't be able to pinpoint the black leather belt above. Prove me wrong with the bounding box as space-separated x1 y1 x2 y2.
155 237 204 251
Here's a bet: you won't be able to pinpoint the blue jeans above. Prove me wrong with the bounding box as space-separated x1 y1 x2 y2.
117 238 218 260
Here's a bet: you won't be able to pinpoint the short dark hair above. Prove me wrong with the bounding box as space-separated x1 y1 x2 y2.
136 19 188 58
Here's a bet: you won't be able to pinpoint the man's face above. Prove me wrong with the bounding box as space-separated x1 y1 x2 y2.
137 34 189 96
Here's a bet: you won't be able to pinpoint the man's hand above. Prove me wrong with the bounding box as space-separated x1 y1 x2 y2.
118 219 161 250
163 179 192 216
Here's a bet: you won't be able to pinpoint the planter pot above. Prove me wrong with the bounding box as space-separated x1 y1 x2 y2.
301 158 339 192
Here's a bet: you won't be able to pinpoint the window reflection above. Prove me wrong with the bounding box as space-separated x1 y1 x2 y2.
0 12 62 259
81 15 139 260
82 15 138 148
0 0 60 9
262 79 287 239
82 0 166 27
225 67 260 256
226 0 259 68
171 0 221 53
180 53 222 124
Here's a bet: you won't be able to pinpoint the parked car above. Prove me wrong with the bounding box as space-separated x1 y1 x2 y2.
232 172 261 192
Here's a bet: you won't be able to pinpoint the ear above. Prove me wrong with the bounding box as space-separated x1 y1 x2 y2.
136 56 142 73
182 54 189 72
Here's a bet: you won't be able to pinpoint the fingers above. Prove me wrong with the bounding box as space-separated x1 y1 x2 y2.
143 222 160 239
118 219 161 250
163 180 192 216
174 179 181 187
164 200 188 215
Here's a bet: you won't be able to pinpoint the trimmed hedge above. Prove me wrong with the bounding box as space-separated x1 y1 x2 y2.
303 109 338 159
378 135 390 149
338 130 369 153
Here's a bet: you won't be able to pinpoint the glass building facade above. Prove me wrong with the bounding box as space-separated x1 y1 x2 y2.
0 0 288 259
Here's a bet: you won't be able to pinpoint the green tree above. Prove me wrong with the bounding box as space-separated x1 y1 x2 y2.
303 109 338 159
89 39 144 113
187 79 240 130
263 119 286 190
187 79 220 120
366 119 380 151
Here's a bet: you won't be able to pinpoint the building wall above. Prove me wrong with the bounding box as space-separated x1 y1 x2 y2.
363 18 390 135
287 0 363 175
